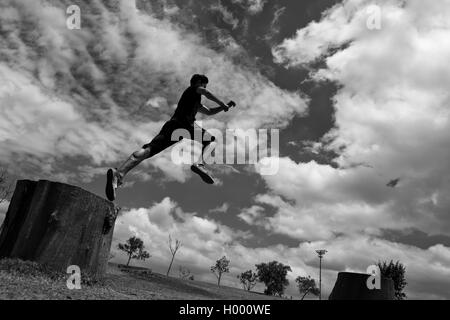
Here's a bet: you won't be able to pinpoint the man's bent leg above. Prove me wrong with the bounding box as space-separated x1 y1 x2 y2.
118 121 183 178
107 150 147 201
117 147 152 178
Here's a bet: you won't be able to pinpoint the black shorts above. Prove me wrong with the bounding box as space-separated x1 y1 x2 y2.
142 118 215 157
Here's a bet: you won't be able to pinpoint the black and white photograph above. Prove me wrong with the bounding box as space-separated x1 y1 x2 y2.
0 0 449 310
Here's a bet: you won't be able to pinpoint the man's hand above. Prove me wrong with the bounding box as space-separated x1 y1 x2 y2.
198 100 236 116
223 100 236 112
220 102 229 112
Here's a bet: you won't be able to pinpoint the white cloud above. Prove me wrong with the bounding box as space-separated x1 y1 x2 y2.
145 96 168 109
162 2 180 16
232 0 267 15
210 2 239 30
262 5 286 44
237 205 265 225
209 203 229 214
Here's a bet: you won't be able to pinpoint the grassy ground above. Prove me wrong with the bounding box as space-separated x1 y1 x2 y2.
0 259 283 300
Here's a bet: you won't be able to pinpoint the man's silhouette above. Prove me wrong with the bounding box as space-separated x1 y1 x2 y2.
106 74 235 201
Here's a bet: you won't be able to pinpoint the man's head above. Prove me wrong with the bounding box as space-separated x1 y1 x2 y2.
190 74 208 88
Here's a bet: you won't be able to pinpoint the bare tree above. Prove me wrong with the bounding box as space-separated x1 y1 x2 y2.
166 234 182 276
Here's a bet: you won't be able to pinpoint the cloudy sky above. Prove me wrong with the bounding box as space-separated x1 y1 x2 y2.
1 0 450 299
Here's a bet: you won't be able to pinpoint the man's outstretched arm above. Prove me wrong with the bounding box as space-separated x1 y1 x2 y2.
197 103 225 116
196 87 228 110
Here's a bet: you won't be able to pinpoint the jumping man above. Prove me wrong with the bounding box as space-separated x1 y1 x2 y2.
105 74 235 201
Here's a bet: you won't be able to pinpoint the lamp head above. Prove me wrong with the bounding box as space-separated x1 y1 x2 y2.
316 249 327 258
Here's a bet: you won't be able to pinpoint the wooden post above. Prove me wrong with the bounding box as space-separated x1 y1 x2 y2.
0 180 119 280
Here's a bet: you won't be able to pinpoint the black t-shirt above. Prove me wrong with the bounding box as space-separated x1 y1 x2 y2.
172 86 201 124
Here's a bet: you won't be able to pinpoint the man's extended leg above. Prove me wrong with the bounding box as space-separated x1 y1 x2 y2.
117 147 152 178
105 147 152 201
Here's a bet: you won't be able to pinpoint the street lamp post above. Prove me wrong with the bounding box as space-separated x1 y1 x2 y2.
315 249 327 300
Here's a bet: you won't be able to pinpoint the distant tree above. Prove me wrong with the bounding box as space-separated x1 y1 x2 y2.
179 266 193 280
377 260 407 300
238 270 258 291
0 169 12 205
296 275 320 300
166 235 182 276
118 236 151 267
255 261 292 296
211 256 230 286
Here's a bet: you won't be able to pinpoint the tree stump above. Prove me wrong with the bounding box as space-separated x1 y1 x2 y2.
0 180 119 280
328 272 395 300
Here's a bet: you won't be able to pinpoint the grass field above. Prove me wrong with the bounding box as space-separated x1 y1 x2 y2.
0 259 284 300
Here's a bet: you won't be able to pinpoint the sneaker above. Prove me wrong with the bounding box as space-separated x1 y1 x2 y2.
190 163 214 184
106 168 123 201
